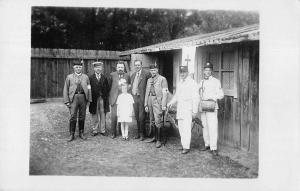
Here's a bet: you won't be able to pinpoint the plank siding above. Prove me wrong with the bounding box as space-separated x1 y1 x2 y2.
249 44 259 153
240 46 250 151
31 48 129 99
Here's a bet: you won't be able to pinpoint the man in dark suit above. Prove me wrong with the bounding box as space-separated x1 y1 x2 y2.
89 61 110 137
130 60 151 141
63 61 92 142
109 61 131 138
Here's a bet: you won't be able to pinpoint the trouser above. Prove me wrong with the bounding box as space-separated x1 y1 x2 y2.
91 96 106 134
148 96 163 129
148 96 164 141
111 103 120 136
69 94 87 133
200 110 218 150
133 95 146 137
177 115 192 149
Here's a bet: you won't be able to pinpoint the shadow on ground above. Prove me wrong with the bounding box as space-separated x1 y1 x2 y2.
30 101 258 178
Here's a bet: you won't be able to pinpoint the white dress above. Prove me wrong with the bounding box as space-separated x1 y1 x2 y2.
116 93 134 122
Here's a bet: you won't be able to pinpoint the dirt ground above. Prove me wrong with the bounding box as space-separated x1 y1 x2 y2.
30 101 258 178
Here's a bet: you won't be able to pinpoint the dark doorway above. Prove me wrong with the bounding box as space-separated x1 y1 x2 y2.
158 51 174 93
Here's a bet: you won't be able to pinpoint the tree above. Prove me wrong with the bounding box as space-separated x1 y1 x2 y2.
31 7 259 50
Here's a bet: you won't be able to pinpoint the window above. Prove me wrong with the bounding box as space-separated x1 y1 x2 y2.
207 48 237 98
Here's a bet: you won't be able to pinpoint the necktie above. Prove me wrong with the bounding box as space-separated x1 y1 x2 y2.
132 72 140 95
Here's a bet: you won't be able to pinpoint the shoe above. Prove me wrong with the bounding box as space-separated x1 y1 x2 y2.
134 135 140 139
125 137 129 141
111 134 116 139
139 136 145 141
178 147 183 151
155 141 162 148
122 137 126 141
100 132 107 136
145 137 156 143
200 146 210 151
79 132 87 140
181 149 190 154
91 132 98 136
211 150 218 156
67 134 75 142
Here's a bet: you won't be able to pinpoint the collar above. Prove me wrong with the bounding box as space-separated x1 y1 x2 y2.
95 72 101 76
151 74 159 81
181 75 191 82
204 75 212 80
117 71 124 75
74 72 82 76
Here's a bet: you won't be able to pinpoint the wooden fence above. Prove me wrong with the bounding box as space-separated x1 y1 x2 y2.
31 48 130 99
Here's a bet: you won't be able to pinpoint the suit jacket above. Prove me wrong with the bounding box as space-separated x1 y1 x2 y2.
109 71 131 105
88 73 110 114
144 74 168 108
63 73 92 104
130 69 151 103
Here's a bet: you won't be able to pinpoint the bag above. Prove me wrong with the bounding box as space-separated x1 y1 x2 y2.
199 80 216 112
200 100 216 112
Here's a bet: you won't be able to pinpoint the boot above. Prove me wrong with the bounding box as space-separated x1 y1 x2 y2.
67 121 76 142
78 120 87 140
139 133 145 141
67 133 75 142
155 128 162 148
161 127 167 145
134 122 140 139
146 126 156 143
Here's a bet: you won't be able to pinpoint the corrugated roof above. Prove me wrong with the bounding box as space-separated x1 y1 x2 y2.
119 24 259 56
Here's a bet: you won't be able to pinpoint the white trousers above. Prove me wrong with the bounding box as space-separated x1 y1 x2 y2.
177 115 192 149
200 111 218 150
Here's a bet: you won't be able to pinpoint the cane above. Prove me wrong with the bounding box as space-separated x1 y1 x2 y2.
162 108 166 145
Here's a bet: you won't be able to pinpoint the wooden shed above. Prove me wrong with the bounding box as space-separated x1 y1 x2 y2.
119 24 259 154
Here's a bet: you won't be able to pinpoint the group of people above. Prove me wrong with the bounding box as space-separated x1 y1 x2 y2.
63 59 224 155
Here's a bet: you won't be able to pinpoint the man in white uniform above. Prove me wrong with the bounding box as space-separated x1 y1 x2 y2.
167 66 199 154
199 62 224 156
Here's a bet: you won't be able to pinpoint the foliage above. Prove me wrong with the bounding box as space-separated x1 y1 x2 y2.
31 7 259 50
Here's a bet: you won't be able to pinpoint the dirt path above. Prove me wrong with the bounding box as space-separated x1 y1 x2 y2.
30 102 257 178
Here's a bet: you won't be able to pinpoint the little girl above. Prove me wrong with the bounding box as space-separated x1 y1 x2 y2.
116 80 134 140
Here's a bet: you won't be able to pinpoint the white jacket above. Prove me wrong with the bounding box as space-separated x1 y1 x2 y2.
169 76 199 119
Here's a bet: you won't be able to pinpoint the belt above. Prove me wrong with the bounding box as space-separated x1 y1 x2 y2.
75 92 84 94
149 93 156 96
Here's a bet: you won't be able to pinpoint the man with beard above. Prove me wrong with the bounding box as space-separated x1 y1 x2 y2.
109 61 131 139
144 62 168 148
89 61 110 137
63 61 92 142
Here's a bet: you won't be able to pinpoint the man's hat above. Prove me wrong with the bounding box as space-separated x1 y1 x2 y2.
204 62 213 69
179 65 188 73
92 61 103 67
73 60 83 66
149 62 158 69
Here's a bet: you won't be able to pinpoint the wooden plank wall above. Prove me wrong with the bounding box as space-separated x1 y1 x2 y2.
31 48 130 99
194 41 259 154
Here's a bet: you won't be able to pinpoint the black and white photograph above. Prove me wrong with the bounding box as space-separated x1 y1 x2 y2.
29 6 259 177
0 0 300 190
